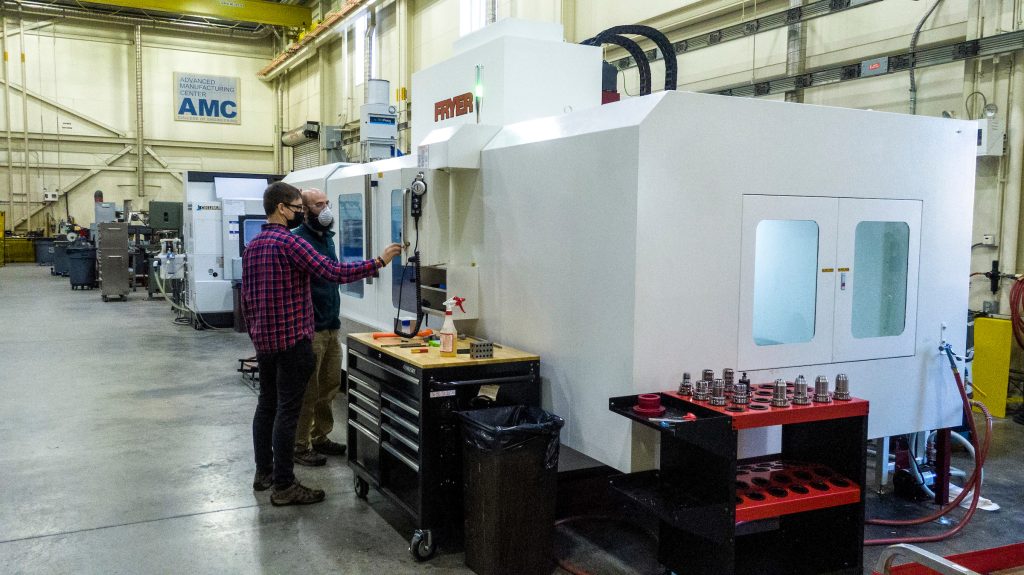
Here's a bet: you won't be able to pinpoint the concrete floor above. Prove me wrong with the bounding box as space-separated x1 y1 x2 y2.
1 262 1021 575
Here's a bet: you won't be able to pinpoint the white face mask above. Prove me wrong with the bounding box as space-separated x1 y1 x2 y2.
317 206 334 227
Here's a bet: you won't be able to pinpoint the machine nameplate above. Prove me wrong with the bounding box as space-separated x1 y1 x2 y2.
434 92 474 122
429 390 456 398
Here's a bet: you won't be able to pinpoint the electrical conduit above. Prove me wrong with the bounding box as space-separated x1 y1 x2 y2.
1003 53 1024 282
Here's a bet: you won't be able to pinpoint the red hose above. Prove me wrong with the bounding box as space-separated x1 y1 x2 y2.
867 360 986 526
1011 278 1024 348
864 347 993 545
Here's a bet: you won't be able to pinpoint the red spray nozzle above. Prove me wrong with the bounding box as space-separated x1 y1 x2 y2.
444 296 467 314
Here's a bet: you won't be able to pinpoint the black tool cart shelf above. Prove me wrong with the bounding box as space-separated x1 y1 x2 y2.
345 333 540 561
609 389 869 575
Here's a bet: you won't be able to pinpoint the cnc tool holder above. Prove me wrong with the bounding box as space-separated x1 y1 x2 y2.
608 385 868 575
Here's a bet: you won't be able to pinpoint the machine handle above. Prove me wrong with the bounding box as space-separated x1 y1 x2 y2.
381 442 420 472
402 188 409 253
350 351 420 386
348 419 380 444
438 374 535 388
381 392 421 417
363 174 374 285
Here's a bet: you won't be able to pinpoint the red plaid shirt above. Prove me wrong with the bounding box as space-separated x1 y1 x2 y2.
242 223 381 354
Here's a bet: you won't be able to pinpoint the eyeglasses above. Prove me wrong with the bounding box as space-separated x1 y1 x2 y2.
283 203 303 213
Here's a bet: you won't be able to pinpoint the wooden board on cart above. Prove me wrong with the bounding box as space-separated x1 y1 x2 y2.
348 333 538 369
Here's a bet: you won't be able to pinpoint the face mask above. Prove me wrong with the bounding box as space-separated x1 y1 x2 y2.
317 206 334 227
286 209 304 229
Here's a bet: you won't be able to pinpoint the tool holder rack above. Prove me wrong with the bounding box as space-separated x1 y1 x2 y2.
609 387 868 575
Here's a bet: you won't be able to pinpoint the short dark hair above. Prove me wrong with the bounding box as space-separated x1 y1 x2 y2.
263 181 301 215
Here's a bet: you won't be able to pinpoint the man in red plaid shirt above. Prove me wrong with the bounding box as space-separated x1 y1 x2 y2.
243 181 401 506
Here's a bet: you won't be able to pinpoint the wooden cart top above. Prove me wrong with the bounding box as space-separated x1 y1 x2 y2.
348 332 539 369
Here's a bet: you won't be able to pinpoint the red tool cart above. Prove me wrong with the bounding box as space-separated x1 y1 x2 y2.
609 383 869 575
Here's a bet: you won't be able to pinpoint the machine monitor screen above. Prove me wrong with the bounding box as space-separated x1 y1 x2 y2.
239 216 267 253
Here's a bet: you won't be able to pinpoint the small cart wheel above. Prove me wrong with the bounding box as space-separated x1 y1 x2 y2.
353 476 369 499
409 529 436 561
101 295 108 302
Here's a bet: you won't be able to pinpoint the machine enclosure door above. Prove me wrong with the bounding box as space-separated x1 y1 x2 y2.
832 198 921 363
739 195 921 370
739 195 838 370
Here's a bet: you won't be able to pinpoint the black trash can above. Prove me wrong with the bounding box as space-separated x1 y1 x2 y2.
457 406 564 575
67 245 97 289
52 240 70 276
34 238 54 265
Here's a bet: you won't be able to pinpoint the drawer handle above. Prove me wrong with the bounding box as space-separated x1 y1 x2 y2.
381 423 420 452
350 350 419 385
349 389 378 409
381 408 420 435
349 420 380 444
347 374 380 397
381 442 420 472
348 403 380 426
381 392 420 417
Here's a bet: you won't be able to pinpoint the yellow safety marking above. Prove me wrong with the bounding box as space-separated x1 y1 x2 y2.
821 268 834 273
838 267 850 272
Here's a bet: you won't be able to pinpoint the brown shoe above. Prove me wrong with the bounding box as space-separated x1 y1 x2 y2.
293 448 327 467
271 481 326 506
312 439 347 456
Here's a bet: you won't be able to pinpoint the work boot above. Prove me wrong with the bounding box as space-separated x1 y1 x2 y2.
270 481 326 506
293 447 327 466
312 439 347 456
253 470 273 492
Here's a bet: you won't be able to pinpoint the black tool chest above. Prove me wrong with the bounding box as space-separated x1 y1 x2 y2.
345 334 540 561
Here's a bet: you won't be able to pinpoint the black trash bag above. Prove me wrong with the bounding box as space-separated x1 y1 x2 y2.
457 405 565 469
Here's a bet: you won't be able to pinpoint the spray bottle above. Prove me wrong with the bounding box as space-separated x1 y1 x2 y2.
439 296 466 358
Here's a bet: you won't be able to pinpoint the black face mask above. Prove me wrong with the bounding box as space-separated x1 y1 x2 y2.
286 210 305 229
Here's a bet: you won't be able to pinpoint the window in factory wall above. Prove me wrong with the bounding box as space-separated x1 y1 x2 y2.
339 192 365 298
752 220 819 346
851 221 909 338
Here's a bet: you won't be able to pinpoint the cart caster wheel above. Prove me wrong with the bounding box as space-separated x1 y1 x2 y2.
102 295 108 302
409 529 436 561
354 476 369 499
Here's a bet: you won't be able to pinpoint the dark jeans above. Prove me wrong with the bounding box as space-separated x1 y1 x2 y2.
254 338 315 488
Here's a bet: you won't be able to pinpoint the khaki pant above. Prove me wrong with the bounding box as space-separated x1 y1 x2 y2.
295 329 342 450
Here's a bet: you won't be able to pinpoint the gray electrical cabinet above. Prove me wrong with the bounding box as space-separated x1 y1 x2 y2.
98 223 130 302
149 201 183 231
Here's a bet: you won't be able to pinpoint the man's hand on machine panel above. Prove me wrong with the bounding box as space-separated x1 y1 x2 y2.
380 243 403 266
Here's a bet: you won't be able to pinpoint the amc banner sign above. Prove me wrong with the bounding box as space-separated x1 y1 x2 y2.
174 73 240 125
